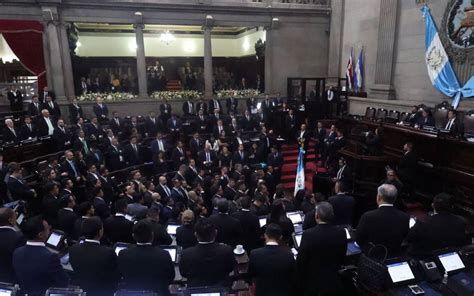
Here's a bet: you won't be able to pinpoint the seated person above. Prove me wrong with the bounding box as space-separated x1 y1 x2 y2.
179 219 237 287
12 216 69 295
69 217 119 296
415 108 435 128
0 208 25 283
356 184 409 257
407 193 470 257
118 220 175 295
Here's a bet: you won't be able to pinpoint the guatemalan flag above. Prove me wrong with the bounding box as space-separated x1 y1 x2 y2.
345 48 354 90
294 147 305 197
354 48 364 92
421 6 474 109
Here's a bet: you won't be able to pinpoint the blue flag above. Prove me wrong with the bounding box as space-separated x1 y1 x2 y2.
294 147 305 197
421 6 474 109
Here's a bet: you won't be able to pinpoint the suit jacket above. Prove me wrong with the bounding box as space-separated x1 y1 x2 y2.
42 194 60 227
231 210 262 252
226 98 238 114
93 197 111 220
314 128 327 143
85 123 104 139
182 101 195 115
166 117 182 131
123 143 142 166
416 116 435 128
196 102 207 115
145 117 161 136
39 90 56 103
297 224 347 296
356 206 410 257
0 228 25 282
407 212 469 256
28 102 42 117
36 117 56 137
20 123 37 140
241 115 255 131
149 221 172 246
197 150 217 168
118 245 175 295
53 127 73 150
109 118 123 135
159 103 172 117
206 214 243 247
8 90 23 111
127 203 148 220
69 241 118 295
68 104 83 123
171 147 187 168
104 215 134 243
93 103 109 118
208 99 223 113
12 244 69 295
107 145 125 171
189 138 203 159
179 242 236 287
57 208 78 236
7 176 34 201
2 127 20 144
267 152 283 170
176 224 198 249
398 151 417 183
328 193 355 226
249 245 296 296
45 101 61 119
196 115 208 133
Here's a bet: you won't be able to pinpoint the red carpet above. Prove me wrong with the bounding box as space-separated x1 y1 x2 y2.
280 141 326 192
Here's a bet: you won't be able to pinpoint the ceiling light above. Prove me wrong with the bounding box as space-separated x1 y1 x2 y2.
159 30 175 46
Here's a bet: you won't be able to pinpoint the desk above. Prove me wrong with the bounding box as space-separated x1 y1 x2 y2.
337 117 474 220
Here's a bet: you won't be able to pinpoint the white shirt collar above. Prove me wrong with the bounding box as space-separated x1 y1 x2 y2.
137 242 152 246
241 208 250 212
115 213 126 217
63 208 74 212
84 239 100 244
198 241 215 245
266 242 279 246
378 204 394 208
26 241 45 247
0 226 16 231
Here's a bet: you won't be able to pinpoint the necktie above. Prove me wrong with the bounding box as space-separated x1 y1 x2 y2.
28 124 31 132
133 144 138 155
82 139 89 154
446 119 453 130
158 140 164 151
34 103 38 111
200 115 204 121
152 118 155 124
179 148 183 155
10 128 16 137
240 151 243 160
49 102 53 109
206 152 210 162
69 161 79 177
164 185 170 196
337 167 343 180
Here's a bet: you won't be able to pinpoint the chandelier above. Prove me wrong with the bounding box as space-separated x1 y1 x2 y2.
159 30 175 45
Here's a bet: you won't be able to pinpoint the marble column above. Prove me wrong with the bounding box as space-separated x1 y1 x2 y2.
134 22 148 99
264 28 273 94
370 0 399 100
203 25 213 100
42 31 53 90
58 22 75 99
327 0 344 78
44 20 66 101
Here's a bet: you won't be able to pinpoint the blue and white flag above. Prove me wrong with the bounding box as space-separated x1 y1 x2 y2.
294 147 305 197
421 6 474 109
354 48 364 92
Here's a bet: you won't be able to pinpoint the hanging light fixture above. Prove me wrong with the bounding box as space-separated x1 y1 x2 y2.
159 30 175 45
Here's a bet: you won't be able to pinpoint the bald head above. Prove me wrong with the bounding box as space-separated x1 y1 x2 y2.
4 119 13 128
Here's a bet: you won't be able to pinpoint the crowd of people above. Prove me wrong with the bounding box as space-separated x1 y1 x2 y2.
0 89 471 296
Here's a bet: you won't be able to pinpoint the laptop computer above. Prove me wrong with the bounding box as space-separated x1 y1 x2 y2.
166 224 180 236
386 261 417 286
160 245 181 264
46 229 66 251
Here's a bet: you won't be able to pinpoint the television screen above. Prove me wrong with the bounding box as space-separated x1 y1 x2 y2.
438 252 465 273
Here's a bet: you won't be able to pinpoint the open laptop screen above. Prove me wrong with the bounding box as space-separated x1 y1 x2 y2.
438 252 465 273
0 289 13 296
166 224 179 235
387 261 415 284
286 212 302 224
46 231 63 248
259 217 266 228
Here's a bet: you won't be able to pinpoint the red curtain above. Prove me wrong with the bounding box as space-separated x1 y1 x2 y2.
0 20 46 91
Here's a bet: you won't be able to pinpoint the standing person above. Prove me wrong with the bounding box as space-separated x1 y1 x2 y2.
248 224 296 296
7 85 23 111
297 202 347 296
12 216 69 295
0 208 25 283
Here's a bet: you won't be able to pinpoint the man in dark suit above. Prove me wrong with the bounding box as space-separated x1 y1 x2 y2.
159 99 172 126
328 181 355 226
296 124 309 149
249 224 296 296
331 157 352 190
7 85 23 112
156 176 172 201
28 95 42 117
171 141 187 169
297 202 347 296
60 150 83 183
69 217 118 296
213 119 227 138
397 142 417 189
231 196 262 253
407 193 469 257
123 136 142 166
356 184 409 257
12 216 69 295
68 98 83 124
415 108 435 128
107 138 125 171
36 109 56 137
109 112 123 137
7 163 36 201
2 118 20 144
198 144 217 170
189 132 203 159
144 111 161 137
39 86 55 103
241 110 255 131
86 117 105 141
208 98 222 114
20 116 37 140
118 220 175 295
93 98 109 120
0 208 25 283
196 99 207 115
92 188 111 221
207 200 242 247
226 97 238 114
44 95 61 119
179 219 236 287
232 144 248 166
182 99 195 116
104 199 134 243
57 195 78 236
443 109 461 136
53 119 72 151
267 146 283 181
196 110 208 133
167 114 182 134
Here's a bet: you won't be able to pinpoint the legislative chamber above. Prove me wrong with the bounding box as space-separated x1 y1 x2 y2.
0 0 473 295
